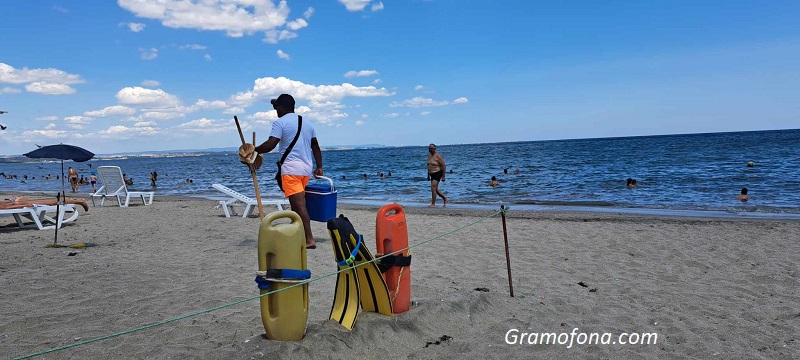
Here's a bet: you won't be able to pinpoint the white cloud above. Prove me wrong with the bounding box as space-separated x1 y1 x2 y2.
103 126 131 135
204 54 213 61
372 79 381 84
0 86 21 94
230 76 394 107
95 125 160 138
303 7 315 19
0 63 84 85
84 105 137 117
420 111 431 116
25 82 76 95
191 99 228 111
294 104 350 124
45 123 57 130
344 70 379 78
371 2 384 11
64 116 92 124
414 85 424 91
248 111 278 123
297 107 349 124
355 120 365 125
134 121 157 127
223 107 245 115
22 129 69 139
389 97 447 108
361 114 368 119
179 44 206 50
140 48 158 60
179 118 215 128
277 49 291 60
141 80 160 87
127 22 146 32
389 96 469 108
176 118 231 134
118 0 299 40
264 29 298 44
339 0 371 12
222 77 395 126
286 18 308 31
142 111 184 120
52 6 68 13
36 116 59 121
383 113 400 118
117 87 180 108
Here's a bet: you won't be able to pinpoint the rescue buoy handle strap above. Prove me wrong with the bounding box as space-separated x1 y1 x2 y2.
254 269 312 290
376 254 412 273
337 234 363 267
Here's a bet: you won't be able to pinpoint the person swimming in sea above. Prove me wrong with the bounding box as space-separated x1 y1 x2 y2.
489 176 500 187
736 187 750 202
626 178 638 189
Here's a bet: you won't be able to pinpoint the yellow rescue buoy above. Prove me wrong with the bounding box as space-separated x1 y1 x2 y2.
258 210 308 341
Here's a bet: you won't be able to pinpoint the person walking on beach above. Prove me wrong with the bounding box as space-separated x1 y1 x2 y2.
67 166 79 192
239 93 323 249
427 143 448 207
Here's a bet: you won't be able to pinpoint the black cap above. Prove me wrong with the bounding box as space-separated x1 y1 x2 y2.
270 94 295 108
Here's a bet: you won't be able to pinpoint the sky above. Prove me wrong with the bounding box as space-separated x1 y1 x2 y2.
1 1 800 155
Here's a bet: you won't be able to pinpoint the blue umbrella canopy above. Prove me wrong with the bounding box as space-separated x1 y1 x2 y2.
24 143 94 162
22 143 94 246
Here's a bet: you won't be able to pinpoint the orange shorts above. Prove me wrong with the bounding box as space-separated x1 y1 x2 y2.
281 175 310 197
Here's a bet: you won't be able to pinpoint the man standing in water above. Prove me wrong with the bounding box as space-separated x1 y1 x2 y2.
239 94 323 249
427 143 448 207
67 166 79 192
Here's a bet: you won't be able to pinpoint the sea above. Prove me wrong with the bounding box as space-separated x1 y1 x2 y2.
2 129 799 218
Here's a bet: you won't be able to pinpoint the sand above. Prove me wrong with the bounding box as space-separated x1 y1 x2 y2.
1 195 798 359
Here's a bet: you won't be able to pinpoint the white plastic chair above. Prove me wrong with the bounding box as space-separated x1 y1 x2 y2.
95 166 155 207
211 184 288 217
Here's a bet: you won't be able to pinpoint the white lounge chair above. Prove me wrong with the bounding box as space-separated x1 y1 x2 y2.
94 166 155 207
0 204 79 230
212 184 289 218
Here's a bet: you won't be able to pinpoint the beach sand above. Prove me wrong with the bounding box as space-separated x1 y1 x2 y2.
1 195 797 359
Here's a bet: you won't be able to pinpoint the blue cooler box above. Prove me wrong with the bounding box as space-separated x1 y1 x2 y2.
305 176 337 222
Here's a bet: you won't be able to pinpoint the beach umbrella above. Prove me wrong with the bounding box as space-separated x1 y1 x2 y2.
23 143 94 245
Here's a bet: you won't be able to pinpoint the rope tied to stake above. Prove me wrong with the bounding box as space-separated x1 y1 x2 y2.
14 209 504 360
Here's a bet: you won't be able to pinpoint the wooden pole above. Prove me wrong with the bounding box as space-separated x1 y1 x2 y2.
501 205 514 297
234 116 265 220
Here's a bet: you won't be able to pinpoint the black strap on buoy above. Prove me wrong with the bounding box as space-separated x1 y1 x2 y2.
377 254 412 273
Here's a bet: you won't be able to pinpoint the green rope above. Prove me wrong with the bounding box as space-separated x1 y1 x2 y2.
14 209 504 359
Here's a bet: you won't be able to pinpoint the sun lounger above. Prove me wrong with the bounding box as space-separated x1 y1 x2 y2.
212 184 289 218
95 166 155 207
0 204 79 230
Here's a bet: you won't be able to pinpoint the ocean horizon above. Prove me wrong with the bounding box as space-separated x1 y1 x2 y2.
2 128 799 218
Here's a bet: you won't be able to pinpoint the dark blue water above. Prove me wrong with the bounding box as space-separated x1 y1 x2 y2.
2 129 799 215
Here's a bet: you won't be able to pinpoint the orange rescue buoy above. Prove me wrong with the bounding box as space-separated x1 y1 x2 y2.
376 203 412 314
